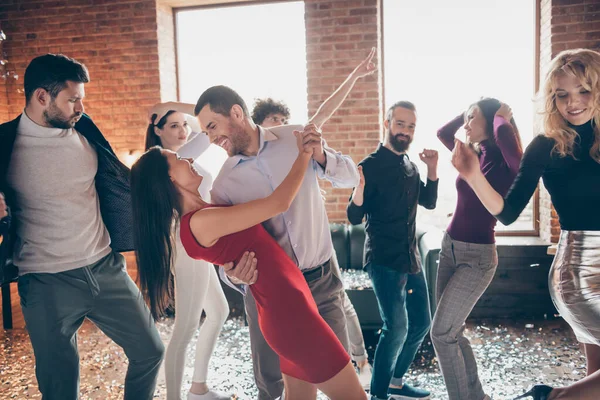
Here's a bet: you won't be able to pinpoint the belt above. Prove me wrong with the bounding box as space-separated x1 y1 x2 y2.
302 259 331 283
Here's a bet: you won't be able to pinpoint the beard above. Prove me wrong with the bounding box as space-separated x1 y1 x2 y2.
389 133 412 153
226 119 251 156
43 100 81 129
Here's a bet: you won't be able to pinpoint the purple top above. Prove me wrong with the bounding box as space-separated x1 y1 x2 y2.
438 114 522 244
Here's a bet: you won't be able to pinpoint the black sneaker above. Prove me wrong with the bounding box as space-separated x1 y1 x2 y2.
388 384 430 400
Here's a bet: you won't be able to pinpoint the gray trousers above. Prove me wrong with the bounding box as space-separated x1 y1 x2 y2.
343 290 368 362
244 255 349 400
18 251 165 400
431 233 497 400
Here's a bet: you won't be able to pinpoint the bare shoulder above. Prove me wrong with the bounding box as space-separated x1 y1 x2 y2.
188 208 218 247
188 208 207 226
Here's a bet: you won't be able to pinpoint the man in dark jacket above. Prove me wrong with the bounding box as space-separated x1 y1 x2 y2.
0 54 164 400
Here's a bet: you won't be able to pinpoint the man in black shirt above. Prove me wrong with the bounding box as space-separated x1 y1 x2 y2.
347 101 438 400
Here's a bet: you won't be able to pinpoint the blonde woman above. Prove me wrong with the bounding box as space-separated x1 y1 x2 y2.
452 48 600 400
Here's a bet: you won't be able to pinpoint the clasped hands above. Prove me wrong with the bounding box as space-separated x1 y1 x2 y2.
295 123 326 166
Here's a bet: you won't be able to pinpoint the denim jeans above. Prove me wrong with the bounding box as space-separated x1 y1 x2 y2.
367 263 431 399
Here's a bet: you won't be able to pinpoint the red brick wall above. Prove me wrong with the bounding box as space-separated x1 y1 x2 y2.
538 0 600 243
2 0 599 232
0 42 10 123
304 0 383 222
0 0 169 270
0 0 163 153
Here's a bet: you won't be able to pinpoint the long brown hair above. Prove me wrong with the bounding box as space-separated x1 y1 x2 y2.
130 147 180 319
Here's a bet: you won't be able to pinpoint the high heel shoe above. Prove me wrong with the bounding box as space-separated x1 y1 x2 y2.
513 385 553 400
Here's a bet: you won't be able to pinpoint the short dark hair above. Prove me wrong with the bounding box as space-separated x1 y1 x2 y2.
194 85 249 117
386 100 416 121
24 54 90 104
251 98 291 125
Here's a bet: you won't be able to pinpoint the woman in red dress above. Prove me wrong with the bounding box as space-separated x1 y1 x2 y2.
130 130 367 400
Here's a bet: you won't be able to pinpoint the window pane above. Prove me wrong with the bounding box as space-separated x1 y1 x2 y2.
176 2 307 178
383 0 536 232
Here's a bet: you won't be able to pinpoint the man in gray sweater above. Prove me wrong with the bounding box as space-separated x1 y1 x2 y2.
0 54 164 400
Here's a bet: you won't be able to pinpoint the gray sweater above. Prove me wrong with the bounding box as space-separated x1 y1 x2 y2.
6 112 111 274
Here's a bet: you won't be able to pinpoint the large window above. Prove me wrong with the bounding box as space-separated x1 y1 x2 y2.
176 1 307 179
383 0 537 233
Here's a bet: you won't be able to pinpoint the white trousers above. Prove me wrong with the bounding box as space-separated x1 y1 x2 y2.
164 240 229 400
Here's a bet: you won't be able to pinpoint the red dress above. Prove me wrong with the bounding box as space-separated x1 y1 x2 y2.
180 210 350 383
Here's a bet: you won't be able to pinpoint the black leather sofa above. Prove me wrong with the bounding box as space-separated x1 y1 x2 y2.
1 220 557 331
333 222 557 330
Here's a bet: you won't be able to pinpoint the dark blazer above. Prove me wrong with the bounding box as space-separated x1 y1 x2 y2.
0 113 134 283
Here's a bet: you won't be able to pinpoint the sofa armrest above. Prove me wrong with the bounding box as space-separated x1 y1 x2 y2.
347 223 366 270
330 223 349 270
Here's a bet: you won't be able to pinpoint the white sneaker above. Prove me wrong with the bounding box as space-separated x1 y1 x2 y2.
187 390 233 400
358 363 372 391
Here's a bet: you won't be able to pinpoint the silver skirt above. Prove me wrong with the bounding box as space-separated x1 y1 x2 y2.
549 230 600 345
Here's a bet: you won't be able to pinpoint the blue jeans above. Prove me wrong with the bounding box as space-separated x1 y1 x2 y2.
367 263 431 399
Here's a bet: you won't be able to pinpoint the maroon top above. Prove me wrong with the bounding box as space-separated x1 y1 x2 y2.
438 114 522 244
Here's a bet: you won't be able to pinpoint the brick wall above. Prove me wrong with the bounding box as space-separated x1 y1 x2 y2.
0 0 163 153
0 0 169 269
538 0 600 243
0 38 10 123
1 0 599 232
304 0 383 222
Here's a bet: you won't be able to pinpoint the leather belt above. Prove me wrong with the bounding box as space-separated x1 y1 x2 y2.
302 259 331 283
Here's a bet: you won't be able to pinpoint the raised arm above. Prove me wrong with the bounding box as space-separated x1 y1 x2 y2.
437 113 464 151
190 133 313 246
418 149 439 209
493 103 523 175
308 47 377 130
347 165 368 225
299 124 360 188
452 135 552 225
177 132 211 160
149 101 195 122
185 114 202 134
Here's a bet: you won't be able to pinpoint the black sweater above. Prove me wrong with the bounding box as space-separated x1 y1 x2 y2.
497 120 600 230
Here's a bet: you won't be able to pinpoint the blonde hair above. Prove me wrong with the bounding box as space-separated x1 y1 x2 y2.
543 48 600 163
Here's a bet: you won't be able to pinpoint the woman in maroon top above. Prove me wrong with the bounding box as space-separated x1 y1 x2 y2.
433 99 523 400
130 128 366 400
453 49 600 400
